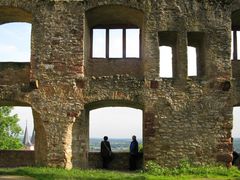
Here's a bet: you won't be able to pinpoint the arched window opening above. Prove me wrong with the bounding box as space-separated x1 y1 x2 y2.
0 106 34 150
159 46 173 78
89 107 143 152
187 46 197 77
85 5 144 77
0 22 31 62
232 107 240 153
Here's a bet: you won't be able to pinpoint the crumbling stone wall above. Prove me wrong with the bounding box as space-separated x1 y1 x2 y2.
0 0 239 169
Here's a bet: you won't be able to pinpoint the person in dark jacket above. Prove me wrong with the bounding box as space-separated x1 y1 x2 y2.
129 135 138 170
100 136 112 169
232 151 240 166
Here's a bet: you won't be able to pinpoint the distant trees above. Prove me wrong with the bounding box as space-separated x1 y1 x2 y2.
0 106 23 150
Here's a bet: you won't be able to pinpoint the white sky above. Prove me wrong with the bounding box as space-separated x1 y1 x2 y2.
231 31 240 59
160 46 173 77
0 23 31 62
92 28 140 58
232 107 240 137
10 107 34 136
1 23 240 138
90 107 142 139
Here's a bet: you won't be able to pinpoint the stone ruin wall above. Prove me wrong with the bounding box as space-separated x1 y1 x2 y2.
0 0 239 169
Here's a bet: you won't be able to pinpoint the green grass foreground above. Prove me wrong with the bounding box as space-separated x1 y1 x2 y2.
0 162 240 180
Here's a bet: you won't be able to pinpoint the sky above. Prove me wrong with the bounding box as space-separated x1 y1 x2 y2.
0 22 240 138
90 107 142 139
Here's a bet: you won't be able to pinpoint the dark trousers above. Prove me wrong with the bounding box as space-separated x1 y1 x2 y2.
102 156 110 169
129 155 138 170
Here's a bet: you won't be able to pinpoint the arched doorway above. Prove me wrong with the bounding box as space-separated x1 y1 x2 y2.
72 100 144 170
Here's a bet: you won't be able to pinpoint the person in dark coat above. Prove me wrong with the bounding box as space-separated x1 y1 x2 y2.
100 136 112 169
232 151 240 166
129 135 138 170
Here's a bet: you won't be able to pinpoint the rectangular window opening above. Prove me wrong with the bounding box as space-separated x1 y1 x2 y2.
159 46 173 78
187 46 197 77
126 29 140 58
109 29 123 58
231 31 240 60
158 31 177 78
92 29 106 58
187 32 205 77
91 27 140 59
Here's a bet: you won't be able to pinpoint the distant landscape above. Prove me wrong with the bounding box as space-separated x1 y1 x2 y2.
90 138 240 153
19 136 240 153
90 138 142 152
233 138 240 152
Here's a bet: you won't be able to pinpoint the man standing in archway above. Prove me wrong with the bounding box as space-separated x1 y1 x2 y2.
129 135 139 170
100 136 112 169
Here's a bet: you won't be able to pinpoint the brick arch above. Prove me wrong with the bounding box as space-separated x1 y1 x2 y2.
85 100 144 111
232 9 240 30
85 5 144 28
0 6 32 24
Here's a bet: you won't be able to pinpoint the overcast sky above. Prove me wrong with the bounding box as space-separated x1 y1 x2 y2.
1 22 240 138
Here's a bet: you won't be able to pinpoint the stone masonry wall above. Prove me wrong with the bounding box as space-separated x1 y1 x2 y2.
88 152 143 170
0 0 238 169
0 150 35 167
0 63 30 85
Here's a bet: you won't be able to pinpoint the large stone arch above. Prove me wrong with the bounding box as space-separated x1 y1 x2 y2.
71 99 144 169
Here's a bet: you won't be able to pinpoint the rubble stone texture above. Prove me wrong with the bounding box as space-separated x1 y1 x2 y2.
0 0 239 169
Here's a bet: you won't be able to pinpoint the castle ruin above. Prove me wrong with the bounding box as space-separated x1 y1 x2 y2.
0 0 240 169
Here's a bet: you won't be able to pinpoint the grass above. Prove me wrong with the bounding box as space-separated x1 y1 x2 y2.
0 167 145 180
0 161 240 180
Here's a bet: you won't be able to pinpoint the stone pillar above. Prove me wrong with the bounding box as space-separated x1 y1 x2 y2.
72 110 88 168
32 109 47 166
216 110 233 167
142 10 159 79
143 111 157 163
216 137 233 167
44 116 75 169
176 31 188 80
